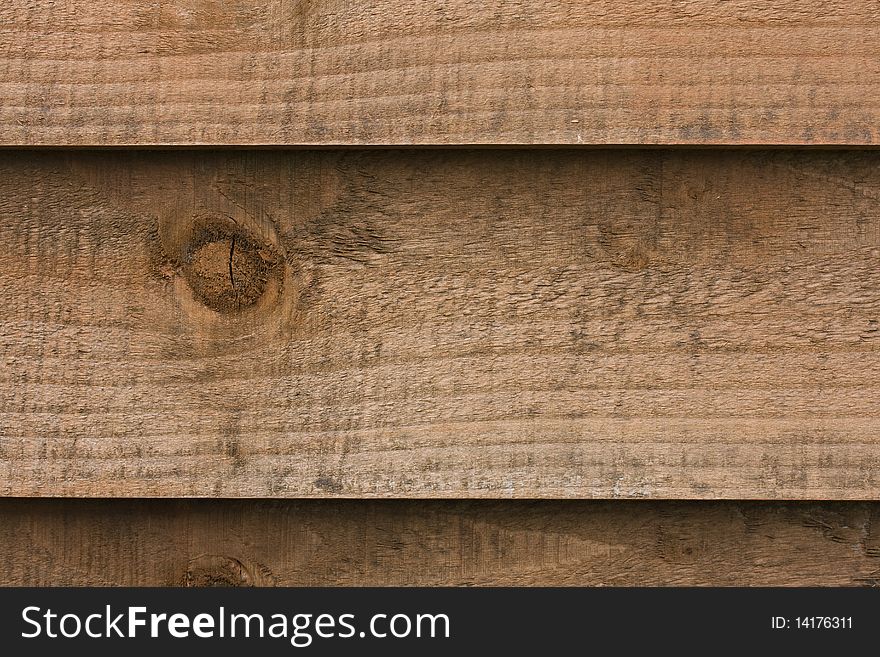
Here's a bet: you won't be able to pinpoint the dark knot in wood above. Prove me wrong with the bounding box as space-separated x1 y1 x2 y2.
184 554 276 587
181 218 283 313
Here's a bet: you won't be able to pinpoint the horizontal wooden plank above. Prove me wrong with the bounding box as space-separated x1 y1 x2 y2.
1 1 879 146
2 149 880 498
2 500 879 586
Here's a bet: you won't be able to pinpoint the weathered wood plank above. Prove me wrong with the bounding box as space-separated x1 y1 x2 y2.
1 1 879 145
2 500 879 586
2 149 880 498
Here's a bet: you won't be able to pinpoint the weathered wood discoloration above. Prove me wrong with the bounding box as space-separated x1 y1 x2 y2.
1 1 878 145
2 149 880 498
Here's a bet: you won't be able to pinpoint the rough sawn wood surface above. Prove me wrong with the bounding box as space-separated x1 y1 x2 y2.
2 500 879 586
2 149 880 498
1 0 879 145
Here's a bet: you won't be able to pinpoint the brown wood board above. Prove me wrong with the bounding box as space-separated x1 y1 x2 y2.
2 149 880 498
1 1 879 146
2 500 879 586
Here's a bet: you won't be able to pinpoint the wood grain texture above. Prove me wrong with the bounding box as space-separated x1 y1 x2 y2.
3 148 880 499
2 500 879 586
1 0 879 146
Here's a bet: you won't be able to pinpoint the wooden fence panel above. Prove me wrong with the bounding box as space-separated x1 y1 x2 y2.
2 149 879 498
1 1 878 145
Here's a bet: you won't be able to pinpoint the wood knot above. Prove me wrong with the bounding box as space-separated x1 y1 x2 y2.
184 555 275 587
176 216 284 313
